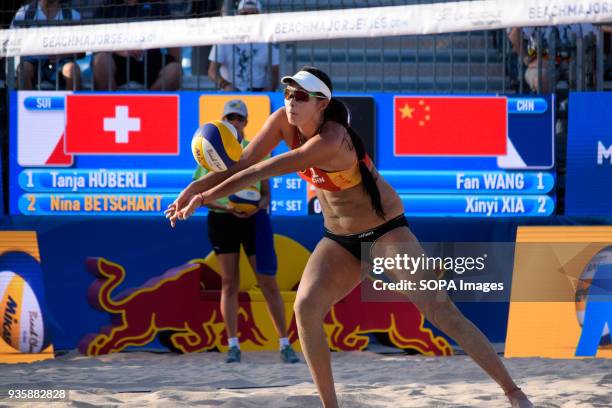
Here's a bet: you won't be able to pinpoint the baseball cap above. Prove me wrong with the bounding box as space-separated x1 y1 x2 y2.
237 0 262 13
222 99 248 118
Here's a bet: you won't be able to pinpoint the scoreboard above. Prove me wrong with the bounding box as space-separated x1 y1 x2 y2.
9 92 555 217
378 95 555 217
17 169 182 215
271 95 556 217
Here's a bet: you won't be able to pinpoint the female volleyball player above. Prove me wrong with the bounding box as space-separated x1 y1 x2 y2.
166 67 533 408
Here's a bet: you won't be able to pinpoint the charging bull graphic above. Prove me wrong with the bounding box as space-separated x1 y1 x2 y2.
288 282 453 355
78 257 266 355
79 234 452 356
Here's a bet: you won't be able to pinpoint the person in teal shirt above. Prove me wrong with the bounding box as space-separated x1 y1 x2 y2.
194 99 299 364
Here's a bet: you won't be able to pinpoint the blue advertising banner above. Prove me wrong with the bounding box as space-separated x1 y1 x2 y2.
2 215 514 352
566 92 612 216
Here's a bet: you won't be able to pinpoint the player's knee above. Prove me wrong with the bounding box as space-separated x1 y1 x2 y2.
255 275 276 293
221 277 240 295
421 300 461 332
294 295 324 325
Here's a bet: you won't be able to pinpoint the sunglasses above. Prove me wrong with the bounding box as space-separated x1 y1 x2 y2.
284 87 326 103
225 113 246 122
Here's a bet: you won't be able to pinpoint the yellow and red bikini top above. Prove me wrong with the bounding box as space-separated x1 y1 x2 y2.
291 132 373 191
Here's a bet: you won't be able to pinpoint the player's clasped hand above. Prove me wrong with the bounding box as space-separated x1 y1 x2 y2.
165 192 208 227
179 194 204 220
164 203 179 228
164 188 192 227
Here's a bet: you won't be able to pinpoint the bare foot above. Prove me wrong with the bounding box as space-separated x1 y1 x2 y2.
506 388 534 408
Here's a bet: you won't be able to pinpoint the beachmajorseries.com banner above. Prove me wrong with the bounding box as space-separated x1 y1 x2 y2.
1 0 612 57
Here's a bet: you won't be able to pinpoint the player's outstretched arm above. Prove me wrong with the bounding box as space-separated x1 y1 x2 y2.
177 126 341 221
165 108 285 227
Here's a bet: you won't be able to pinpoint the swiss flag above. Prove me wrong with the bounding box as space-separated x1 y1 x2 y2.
65 95 179 155
394 96 507 156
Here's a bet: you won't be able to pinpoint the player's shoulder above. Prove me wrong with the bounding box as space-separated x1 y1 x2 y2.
271 107 294 133
321 120 345 134
271 107 290 124
274 106 287 116
319 120 346 145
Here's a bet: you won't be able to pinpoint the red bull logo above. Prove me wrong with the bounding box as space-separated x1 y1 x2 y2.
288 282 453 355
79 233 453 356
78 257 266 355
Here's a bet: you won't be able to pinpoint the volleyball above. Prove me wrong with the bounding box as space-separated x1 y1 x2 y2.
575 246 612 348
228 186 261 215
0 252 51 353
191 120 243 172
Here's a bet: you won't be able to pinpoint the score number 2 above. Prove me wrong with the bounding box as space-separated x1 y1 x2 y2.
27 195 36 211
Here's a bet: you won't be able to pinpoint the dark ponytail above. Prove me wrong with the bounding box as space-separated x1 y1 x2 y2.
324 98 386 219
299 66 385 218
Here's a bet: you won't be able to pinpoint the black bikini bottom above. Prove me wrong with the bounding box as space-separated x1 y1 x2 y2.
323 214 409 262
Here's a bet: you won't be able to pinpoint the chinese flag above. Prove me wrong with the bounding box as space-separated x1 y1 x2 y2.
394 96 507 156
65 95 179 154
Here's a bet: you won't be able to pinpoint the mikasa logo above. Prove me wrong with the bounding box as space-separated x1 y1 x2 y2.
2 295 18 346
597 141 612 165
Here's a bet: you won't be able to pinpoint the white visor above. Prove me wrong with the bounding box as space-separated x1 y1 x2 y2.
281 70 332 100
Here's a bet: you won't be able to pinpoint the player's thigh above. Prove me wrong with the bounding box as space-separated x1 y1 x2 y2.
295 237 363 317
371 226 449 305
